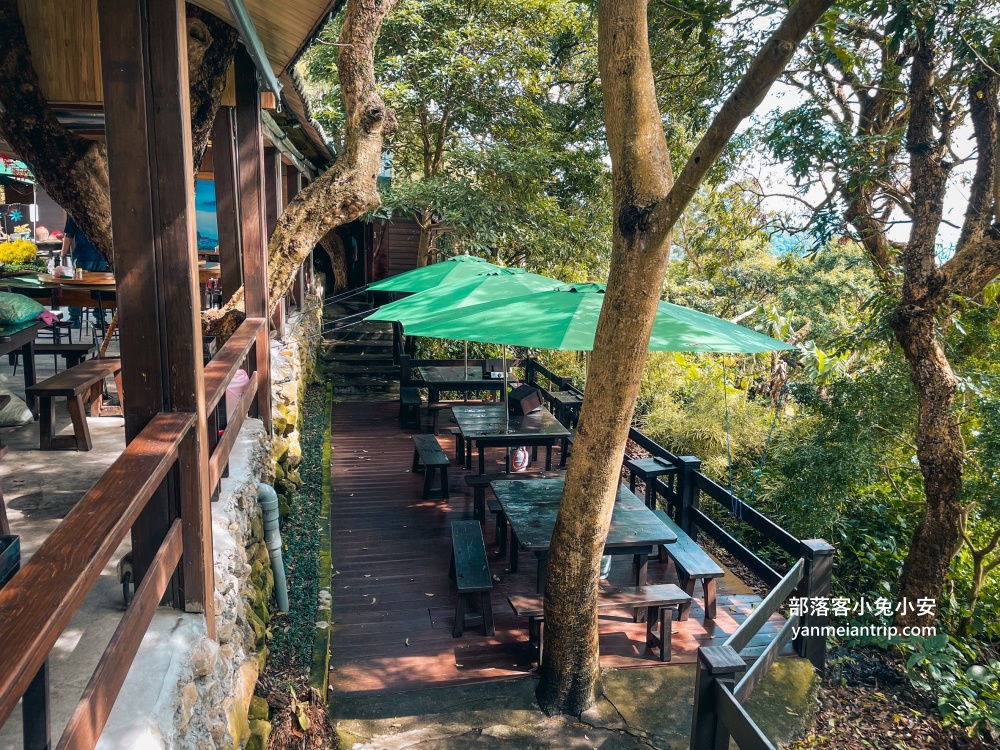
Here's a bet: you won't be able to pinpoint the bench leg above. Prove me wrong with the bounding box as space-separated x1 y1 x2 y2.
481 591 495 636
440 465 449 499
67 395 93 451
38 398 55 450
474 487 485 523
89 381 104 418
536 619 545 666
422 467 436 500
661 607 673 661
496 511 507 557
678 574 695 621
114 370 124 407
703 578 717 620
629 473 637 494
453 595 466 637
412 448 422 473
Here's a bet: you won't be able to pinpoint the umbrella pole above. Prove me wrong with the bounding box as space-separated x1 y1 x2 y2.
464 341 468 381
503 344 510 466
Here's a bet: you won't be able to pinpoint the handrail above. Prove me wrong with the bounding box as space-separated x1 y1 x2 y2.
204 317 266 413
0 412 195 728
56 519 184 749
725 558 804 653
713 682 776 750
733 614 799 703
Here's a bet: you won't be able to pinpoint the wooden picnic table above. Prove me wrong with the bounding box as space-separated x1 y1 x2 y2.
0 320 44 418
548 389 583 427
452 404 570 474
413 365 504 402
491 478 678 593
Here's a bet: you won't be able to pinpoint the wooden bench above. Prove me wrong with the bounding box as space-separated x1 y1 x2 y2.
399 386 421 429
411 434 450 500
26 358 122 451
653 509 725 620
508 583 690 664
449 520 494 637
34 342 97 369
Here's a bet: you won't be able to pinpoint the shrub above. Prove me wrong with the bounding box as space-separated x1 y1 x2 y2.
0 239 38 265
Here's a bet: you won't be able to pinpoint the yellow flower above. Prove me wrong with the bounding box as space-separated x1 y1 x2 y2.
0 239 38 265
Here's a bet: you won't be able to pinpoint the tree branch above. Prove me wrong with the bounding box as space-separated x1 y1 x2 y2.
647 0 838 243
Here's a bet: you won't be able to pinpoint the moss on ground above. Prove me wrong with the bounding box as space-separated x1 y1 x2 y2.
266 384 328 684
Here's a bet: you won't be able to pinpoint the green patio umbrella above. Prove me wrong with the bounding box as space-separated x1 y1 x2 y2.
401 283 794 353
367 268 563 325
368 268 564 382
367 254 499 293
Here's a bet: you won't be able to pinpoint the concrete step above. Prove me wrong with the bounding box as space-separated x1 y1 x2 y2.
330 381 400 396
322 340 394 355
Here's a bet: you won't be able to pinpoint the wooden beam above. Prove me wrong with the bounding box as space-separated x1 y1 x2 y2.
98 0 213 622
212 107 244 303
234 47 272 431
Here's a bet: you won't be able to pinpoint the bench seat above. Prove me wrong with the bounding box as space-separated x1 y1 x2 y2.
508 583 690 663
449 520 494 637
26 358 122 451
411 434 450 499
34 342 97 369
653 509 725 620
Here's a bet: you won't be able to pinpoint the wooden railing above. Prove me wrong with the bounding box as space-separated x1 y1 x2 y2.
0 316 270 749
522 357 834 749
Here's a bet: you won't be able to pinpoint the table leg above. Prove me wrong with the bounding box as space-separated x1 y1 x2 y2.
634 552 648 586
508 531 519 573
560 437 568 467
465 439 473 470
21 341 37 419
535 553 548 594
630 473 637 494
645 482 656 509
545 444 553 470
478 444 486 474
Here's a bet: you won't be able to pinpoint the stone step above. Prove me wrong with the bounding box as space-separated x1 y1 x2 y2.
331 391 401 404
321 352 396 365
330 382 400 396
324 362 399 376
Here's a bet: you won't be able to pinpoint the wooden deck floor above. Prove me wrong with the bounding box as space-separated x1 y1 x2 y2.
328 401 789 695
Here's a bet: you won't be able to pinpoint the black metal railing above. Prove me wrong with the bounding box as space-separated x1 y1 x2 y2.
520 357 834 750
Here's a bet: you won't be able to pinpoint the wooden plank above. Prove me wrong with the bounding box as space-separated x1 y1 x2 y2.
451 521 491 593
26 358 121 398
18 0 103 103
209 370 259 487
713 682 778 750
212 106 244 303
55 520 183 750
204 317 265 412
0 413 193 728
652 510 724 578
726 559 804 653
734 614 799 703
234 46 272 432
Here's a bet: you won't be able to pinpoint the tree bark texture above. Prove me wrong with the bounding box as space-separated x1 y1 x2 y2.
537 0 836 715
415 211 434 268
319 230 349 292
207 0 399 335
0 2 236 264
890 44 1000 627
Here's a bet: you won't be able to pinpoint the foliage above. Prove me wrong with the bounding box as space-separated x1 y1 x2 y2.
0 239 37 265
900 635 1000 742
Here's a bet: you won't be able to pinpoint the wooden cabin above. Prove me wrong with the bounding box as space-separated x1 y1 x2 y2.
0 1 341 746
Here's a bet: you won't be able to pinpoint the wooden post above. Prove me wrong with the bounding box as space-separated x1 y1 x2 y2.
263 146 280 237
677 456 702 535
234 47 272 432
99 0 214 630
689 645 745 750
212 106 244 303
794 539 835 675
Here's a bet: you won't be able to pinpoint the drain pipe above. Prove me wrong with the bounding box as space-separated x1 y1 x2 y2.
258 483 289 612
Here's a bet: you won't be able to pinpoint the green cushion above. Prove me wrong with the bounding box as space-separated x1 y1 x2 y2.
0 292 44 325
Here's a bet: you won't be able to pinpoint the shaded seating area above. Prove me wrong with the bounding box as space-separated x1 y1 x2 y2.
328 400 799 694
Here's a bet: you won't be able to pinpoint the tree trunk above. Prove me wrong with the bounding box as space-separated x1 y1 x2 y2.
206 0 399 337
319 230 349 292
0 1 238 264
537 0 674 714
537 0 837 714
891 310 965 626
416 212 434 267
